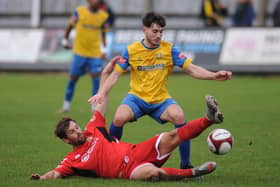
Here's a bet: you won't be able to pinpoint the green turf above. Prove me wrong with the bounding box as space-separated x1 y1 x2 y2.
0 73 279 187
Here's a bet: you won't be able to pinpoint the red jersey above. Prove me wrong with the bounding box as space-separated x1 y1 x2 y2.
54 111 170 179
54 111 133 178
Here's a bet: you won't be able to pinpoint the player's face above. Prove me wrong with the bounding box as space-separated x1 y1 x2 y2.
64 121 86 146
143 23 164 47
88 0 100 9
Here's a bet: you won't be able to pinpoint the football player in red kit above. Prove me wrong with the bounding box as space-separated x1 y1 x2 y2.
30 56 223 181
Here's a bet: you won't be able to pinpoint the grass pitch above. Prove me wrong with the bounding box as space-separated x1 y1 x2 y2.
0 73 279 187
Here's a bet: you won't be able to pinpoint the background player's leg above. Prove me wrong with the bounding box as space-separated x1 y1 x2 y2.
88 58 103 111
110 104 135 139
91 76 100 95
63 76 79 112
160 104 192 169
90 73 101 111
59 54 86 113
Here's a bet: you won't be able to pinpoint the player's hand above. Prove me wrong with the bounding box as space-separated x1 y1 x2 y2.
61 38 72 49
214 71 232 81
88 94 105 105
30 174 41 180
109 56 121 65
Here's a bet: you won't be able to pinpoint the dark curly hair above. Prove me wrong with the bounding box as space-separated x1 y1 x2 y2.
142 12 166 27
54 117 76 139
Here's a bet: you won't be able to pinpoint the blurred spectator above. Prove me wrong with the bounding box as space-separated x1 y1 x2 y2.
98 0 115 59
200 0 228 27
273 0 280 26
99 0 115 28
232 0 256 27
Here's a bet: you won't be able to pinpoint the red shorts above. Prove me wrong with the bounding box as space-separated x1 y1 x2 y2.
120 134 171 179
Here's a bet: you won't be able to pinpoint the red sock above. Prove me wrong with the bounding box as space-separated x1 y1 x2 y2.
177 117 213 142
161 167 193 178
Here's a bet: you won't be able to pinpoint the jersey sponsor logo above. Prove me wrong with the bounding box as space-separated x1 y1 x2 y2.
81 137 99 162
118 57 127 64
179 53 186 59
137 64 165 71
135 57 144 63
81 24 102 30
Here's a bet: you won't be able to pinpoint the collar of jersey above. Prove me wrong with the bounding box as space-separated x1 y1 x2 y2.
141 39 160 50
88 7 99 13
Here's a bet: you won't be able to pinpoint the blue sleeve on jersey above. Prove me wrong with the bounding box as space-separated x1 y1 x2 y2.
116 48 130 71
72 10 79 23
172 46 187 67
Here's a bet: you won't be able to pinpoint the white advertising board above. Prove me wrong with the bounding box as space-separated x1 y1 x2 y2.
0 29 43 63
220 28 280 65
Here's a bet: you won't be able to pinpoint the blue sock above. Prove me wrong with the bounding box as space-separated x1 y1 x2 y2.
92 77 100 95
65 79 78 101
109 123 123 140
175 123 191 168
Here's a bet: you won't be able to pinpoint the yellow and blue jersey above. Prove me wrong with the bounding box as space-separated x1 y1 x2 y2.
115 40 192 103
70 6 108 58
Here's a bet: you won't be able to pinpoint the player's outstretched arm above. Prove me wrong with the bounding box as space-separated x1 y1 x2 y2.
94 95 109 117
61 23 73 49
30 170 62 180
185 63 232 81
100 56 121 85
88 56 122 105
61 11 78 49
101 27 107 59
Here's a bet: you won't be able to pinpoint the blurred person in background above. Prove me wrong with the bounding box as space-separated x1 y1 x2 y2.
58 0 108 113
99 0 116 59
99 0 115 29
200 0 228 27
232 0 256 27
273 0 280 26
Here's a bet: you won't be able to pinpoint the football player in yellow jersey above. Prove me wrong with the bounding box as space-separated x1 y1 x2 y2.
59 0 108 113
88 12 232 169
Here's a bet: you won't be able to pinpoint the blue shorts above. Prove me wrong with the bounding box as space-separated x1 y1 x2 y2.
70 54 103 76
121 94 177 124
